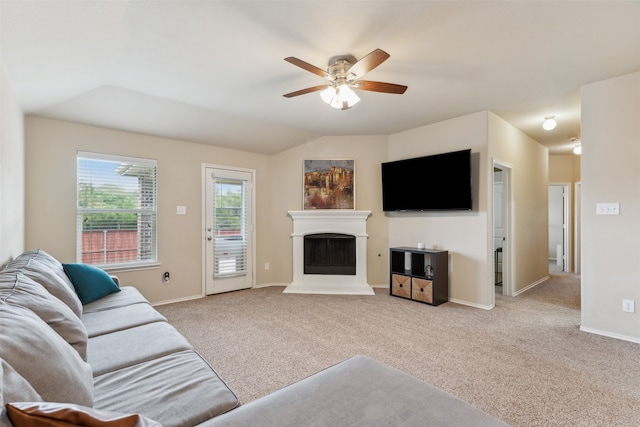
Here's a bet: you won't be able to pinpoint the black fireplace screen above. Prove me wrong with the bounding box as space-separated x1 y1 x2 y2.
304 233 356 275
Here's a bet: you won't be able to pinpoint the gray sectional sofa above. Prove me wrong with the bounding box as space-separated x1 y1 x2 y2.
0 249 509 427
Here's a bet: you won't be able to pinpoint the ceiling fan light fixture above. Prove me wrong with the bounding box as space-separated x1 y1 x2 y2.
542 116 557 131
322 84 360 110
284 49 406 109
320 86 336 104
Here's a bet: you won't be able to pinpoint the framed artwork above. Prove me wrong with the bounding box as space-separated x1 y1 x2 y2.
303 159 355 209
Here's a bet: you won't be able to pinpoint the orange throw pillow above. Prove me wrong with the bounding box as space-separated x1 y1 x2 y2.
6 402 162 427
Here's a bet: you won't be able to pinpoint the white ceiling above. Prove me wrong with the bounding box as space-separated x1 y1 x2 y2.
2 1 639 155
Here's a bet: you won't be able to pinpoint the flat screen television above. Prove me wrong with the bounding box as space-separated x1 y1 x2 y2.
381 149 472 211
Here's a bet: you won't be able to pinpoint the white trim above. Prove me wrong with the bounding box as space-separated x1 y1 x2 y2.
151 294 203 307
77 150 157 166
512 276 550 296
101 262 160 273
201 163 257 297
253 282 289 289
574 181 582 274
448 298 495 310
579 326 640 344
549 182 572 273
492 160 514 298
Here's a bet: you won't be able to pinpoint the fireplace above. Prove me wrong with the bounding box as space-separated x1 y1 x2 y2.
304 233 356 275
285 210 373 295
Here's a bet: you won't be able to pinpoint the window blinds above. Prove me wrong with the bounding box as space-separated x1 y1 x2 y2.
212 176 248 278
77 152 157 267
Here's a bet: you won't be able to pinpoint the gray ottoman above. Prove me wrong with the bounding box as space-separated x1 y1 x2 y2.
201 355 509 426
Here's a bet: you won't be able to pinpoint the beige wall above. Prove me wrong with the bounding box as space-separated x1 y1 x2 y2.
25 116 271 304
489 112 549 294
383 112 549 309
0 69 25 265
5 71 638 343
267 135 390 287
549 154 580 184
387 112 492 307
581 71 640 342
20 112 551 310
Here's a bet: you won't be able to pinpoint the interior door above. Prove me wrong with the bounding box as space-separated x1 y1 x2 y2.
493 161 512 297
493 170 504 289
205 167 254 295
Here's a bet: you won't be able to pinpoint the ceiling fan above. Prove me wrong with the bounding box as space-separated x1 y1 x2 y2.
283 48 408 110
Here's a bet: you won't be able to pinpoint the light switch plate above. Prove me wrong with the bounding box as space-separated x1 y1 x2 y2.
176 206 187 215
596 203 619 215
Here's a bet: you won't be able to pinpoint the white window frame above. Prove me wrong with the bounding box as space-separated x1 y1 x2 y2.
76 151 159 271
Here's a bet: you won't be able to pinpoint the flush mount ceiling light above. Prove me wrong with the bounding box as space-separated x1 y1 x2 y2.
571 137 582 155
542 116 557 131
283 49 407 110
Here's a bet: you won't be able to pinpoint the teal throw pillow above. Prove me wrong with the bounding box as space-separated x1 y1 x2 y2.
62 263 120 304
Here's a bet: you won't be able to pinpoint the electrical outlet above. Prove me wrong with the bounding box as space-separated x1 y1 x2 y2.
622 299 635 313
264 262 270 271
163 272 170 283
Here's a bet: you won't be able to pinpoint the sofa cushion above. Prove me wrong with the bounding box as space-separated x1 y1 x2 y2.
87 322 193 376
82 303 167 338
14 250 74 288
0 359 43 427
94 350 239 427
203 355 510 427
62 263 121 305
0 304 93 407
6 402 162 427
0 272 88 360
83 287 148 314
2 257 83 318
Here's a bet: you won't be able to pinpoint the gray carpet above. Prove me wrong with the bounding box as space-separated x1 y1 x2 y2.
157 272 640 426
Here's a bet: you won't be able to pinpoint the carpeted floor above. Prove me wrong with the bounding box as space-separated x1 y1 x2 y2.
157 271 640 426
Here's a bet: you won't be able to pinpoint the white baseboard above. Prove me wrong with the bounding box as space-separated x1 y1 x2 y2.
579 326 640 344
151 294 202 307
513 275 550 296
448 298 494 310
253 282 288 289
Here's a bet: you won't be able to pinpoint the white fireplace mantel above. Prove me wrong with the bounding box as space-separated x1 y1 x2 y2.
284 210 374 295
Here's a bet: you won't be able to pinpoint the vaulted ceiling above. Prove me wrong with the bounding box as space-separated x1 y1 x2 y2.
2 1 639 155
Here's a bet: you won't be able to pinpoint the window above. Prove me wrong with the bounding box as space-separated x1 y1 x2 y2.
212 175 248 278
76 152 157 269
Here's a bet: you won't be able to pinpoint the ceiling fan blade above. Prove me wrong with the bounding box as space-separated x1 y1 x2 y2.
347 49 390 79
283 85 330 98
354 80 408 94
284 57 332 80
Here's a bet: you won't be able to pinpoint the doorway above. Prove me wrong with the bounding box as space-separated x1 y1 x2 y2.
548 184 570 273
202 165 255 295
574 182 581 274
493 162 512 298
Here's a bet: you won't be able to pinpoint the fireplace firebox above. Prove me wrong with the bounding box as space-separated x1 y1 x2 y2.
304 233 356 275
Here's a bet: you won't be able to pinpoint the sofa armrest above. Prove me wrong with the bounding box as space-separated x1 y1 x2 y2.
110 275 120 287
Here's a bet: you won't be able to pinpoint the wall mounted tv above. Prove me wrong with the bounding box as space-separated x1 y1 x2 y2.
381 149 472 212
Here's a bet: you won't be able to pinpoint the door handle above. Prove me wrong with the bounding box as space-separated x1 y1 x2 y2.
207 236 212 241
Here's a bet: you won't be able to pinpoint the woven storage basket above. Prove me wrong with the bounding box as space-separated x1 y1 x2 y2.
391 274 411 298
411 277 433 304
